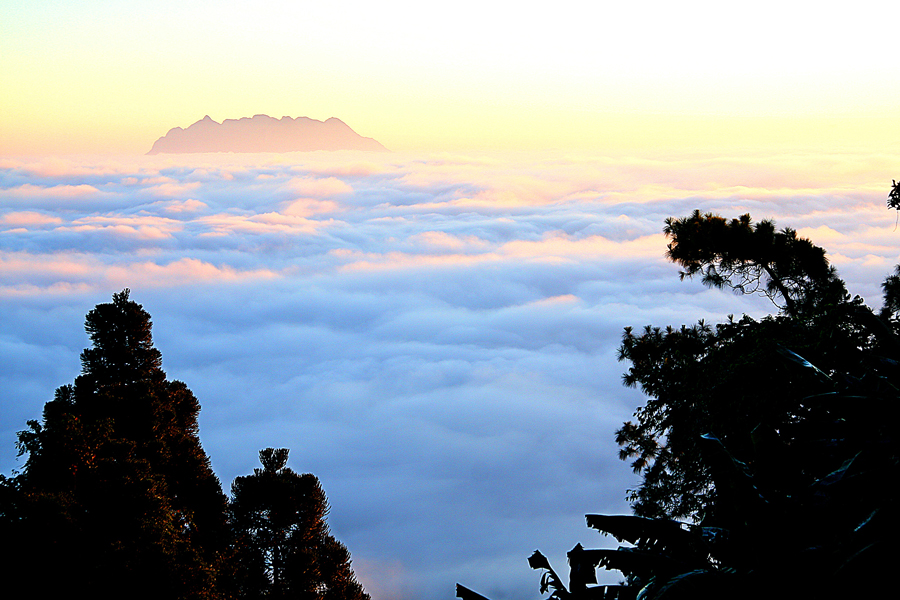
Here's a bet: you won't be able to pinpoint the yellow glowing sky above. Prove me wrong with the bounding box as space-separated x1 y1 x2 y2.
3 0 900 155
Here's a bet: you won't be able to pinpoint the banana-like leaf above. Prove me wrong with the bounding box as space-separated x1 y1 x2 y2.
541 572 551 594
568 543 598 587
578 585 635 600
529 550 569 598
647 569 723 600
813 453 861 489
585 515 693 550
566 547 687 578
456 584 492 600
854 509 879 534
529 550 552 571
775 345 833 383
699 434 754 482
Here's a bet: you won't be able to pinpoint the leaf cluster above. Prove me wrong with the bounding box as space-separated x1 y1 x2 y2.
889 179 900 211
517 317 900 600
568 364 899 600
663 210 846 316
616 211 900 522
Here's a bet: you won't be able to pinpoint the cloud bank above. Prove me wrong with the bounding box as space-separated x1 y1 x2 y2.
1 149 897 600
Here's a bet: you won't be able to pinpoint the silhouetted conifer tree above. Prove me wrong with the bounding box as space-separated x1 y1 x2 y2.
2 290 227 599
615 212 894 520
229 448 370 600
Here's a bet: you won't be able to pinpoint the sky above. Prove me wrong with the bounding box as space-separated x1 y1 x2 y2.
3 1 900 154
2 2 900 600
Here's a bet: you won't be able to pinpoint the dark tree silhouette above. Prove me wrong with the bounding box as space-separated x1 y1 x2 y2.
525 348 900 599
509 203 900 600
1 291 373 600
229 448 370 600
663 210 847 316
889 179 900 211
614 212 896 521
460 191 900 600
2 290 227 599
881 264 900 320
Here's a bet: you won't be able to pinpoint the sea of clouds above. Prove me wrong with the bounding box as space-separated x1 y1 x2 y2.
1 149 897 600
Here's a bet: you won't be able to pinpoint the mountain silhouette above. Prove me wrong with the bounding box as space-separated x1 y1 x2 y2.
147 115 387 154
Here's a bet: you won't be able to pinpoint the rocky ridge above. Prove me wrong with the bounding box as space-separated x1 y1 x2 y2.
147 114 387 154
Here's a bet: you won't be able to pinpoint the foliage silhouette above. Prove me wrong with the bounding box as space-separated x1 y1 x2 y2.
662 210 847 316
458 190 900 600
586 208 897 598
889 179 900 211
615 211 898 521
1 291 370 600
229 448 370 600
2 290 227 599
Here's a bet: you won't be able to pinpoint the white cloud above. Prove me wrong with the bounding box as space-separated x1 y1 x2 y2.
287 176 354 198
155 198 209 213
281 198 341 217
0 252 279 297
1 149 897 600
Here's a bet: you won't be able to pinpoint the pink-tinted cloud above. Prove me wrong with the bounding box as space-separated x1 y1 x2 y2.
287 176 354 198
0 183 104 198
0 211 63 227
333 250 498 272
104 258 278 287
407 231 489 252
0 252 279 297
198 212 329 236
281 198 341 217
0 251 97 280
67 215 182 239
138 181 202 198
527 294 580 306
304 161 390 177
154 199 209 213
499 233 667 261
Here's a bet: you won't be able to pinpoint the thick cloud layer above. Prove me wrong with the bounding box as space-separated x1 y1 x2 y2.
1 150 897 600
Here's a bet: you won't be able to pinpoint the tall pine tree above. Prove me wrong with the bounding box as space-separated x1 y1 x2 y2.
229 448 370 600
2 290 227 599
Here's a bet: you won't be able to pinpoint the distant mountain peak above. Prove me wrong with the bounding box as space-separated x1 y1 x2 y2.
147 115 387 155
